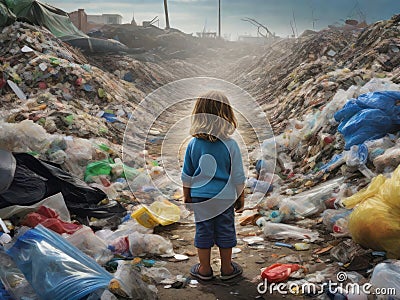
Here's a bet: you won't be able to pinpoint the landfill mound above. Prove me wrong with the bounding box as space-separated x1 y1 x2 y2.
0 22 204 144
228 15 400 179
231 15 400 130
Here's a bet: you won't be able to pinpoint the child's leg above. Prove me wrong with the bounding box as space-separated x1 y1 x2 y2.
219 247 234 274
197 248 212 275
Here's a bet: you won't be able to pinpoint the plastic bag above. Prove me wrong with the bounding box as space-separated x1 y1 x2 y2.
84 160 113 182
0 193 70 221
108 261 157 299
0 120 54 153
278 177 344 218
261 263 302 282
6 225 113 300
343 165 400 258
334 91 400 150
128 232 174 257
131 200 180 228
257 217 319 242
0 251 38 300
65 226 114 265
322 209 352 232
370 260 400 298
95 219 152 242
63 138 94 179
373 145 400 173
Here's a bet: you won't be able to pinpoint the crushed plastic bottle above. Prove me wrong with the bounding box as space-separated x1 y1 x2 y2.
256 217 319 242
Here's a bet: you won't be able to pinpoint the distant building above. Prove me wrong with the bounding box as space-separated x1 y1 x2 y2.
88 14 122 25
69 9 122 33
69 9 88 33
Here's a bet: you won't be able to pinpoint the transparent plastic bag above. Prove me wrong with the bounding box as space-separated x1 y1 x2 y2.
257 217 319 242
0 251 38 300
95 219 152 242
370 260 400 298
6 225 113 300
0 193 70 221
108 261 157 299
65 226 114 266
128 232 174 257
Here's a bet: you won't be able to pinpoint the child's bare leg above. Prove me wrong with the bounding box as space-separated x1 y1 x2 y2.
197 248 212 274
219 247 234 274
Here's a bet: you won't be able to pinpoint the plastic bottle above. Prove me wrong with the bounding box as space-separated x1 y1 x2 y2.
256 217 319 242
0 232 11 245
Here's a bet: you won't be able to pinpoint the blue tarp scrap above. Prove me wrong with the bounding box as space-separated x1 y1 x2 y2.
334 91 400 150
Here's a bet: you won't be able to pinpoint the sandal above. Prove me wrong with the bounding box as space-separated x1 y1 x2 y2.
220 262 243 280
190 263 214 281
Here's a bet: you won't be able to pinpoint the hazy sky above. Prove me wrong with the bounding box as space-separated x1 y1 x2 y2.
46 0 400 38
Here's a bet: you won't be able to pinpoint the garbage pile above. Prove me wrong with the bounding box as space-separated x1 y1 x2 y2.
230 15 400 299
87 54 207 94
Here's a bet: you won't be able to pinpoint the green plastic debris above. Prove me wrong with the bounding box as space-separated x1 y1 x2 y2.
64 115 74 126
98 88 105 98
84 160 112 182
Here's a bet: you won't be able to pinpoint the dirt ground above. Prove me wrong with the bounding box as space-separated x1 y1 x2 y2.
153 215 316 300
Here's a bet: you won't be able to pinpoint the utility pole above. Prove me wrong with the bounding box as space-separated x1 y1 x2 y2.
164 0 170 29
218 0 221 38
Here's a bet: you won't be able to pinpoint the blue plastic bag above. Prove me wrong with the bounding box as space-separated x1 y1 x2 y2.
334 91 400 149
6 225 113 300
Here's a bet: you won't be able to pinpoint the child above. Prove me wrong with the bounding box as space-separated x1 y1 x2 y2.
181 90 245 281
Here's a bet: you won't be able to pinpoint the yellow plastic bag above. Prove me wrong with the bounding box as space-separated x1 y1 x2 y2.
344 165 400 258
131 200 180 228
342 174 386 208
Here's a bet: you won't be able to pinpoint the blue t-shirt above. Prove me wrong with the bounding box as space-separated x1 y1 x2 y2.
181 137 246 199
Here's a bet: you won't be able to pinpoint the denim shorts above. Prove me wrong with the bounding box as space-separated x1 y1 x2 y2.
191 197 237 249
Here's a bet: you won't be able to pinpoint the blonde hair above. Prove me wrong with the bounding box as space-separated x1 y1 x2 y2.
190 91 237 142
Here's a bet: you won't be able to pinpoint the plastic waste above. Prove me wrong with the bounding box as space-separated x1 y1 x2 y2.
0 251 39 300
370 260 400 297
65 226 114 265
373 143 400 173
20 206 82 234
256 217 319 242
343 165 400 258
7 80 27 100
261 263 302 282
85 160 112 182
334 91 400 150
0 120 53 153
0 193 70 221
346 144 375 179
322 209 352 232
131 200 180 228
6 225 113 300
278 177 344 219
140 267 173 284
95 219 152 242
128 232 175 257
63 137 94 178
108 260 157 299
246 177 273 194
0 232 11 245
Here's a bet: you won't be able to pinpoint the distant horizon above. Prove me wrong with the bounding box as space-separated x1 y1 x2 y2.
47 0 400 39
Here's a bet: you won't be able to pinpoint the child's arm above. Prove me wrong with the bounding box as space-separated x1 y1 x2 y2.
235 183 245 212
183 186 192 203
